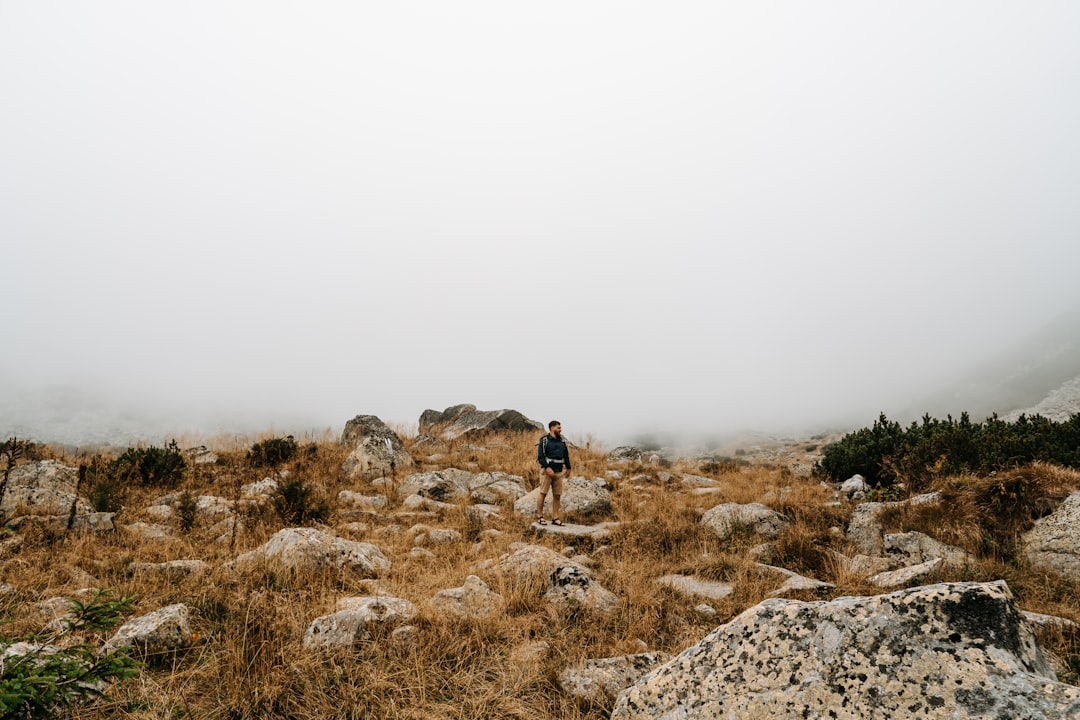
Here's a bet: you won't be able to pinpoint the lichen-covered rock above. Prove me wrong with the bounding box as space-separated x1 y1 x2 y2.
1024 490 1080 579
700 502 788 540
397 469 473 502
230 527 390 577
867 557 943 588
1 461 93 517
491 544 618 614
340 415 415 479
884 530 970 568
846 491 940 556
418 404 543 439
612 581 1080 720
514 476 613 519
468 471 527 504
431 575 504 620
558 652 670 705
302 596 417 649
101 604 192 655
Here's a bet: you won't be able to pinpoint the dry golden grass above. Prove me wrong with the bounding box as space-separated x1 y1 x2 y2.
3 432 1080 717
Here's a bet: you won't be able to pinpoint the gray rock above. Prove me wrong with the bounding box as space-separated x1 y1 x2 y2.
840 473 868 497
337 490 388 511
101 604 193 655
657 574 734 601
0 461 93 518
302 596 418 649
1023 610 1079 632
230 527 390 577
397 468 473 503
700 502 789 540
607 446 644 464
467 471 527 504
491 544 619 614
559 653 670 705
122 521 174 542
7 512 115 534
127 560 209 580
867 557 944 588
613 581 1080 719
418 403 543 440
514 476 613 519
884 530 970 568
757 563 835 596
340 415 415 480
846 491 941 556
431 575 504 620
1024 490 1080 578
529 520 618 541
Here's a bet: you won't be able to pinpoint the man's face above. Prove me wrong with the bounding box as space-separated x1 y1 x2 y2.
551 424 562 437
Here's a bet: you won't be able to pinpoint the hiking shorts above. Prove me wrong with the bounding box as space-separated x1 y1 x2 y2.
539 468 565 495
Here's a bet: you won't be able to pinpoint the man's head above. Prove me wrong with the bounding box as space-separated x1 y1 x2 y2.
548 420 562 437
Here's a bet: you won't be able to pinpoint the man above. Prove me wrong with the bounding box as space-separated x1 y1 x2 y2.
536 420 571 526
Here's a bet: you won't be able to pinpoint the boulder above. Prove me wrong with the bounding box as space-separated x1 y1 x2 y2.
1024 490 1080 579
558 652 670 705
230 527 390 577
418 404 543 440
397 469 473 503
700 502 788 540
467 472 527 504
839 473 868 498
846 491 940 556
431 575 504 620
514 476 613 519
607 446 644 465
883 530 970 569
340 415 415 480
490 544 618 614
0 461 93 518
612 581 1080 719
302 596 418 649
101 604 193 655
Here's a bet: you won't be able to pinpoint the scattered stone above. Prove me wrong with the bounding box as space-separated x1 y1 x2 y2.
101 604 193 655
607 446 643 464
657 574 734 600
468 471 527 504
491 544 619 614
122 522 174 542
840 473 868 498
867 557 944 588
701 502 789 540
303 596 418 649
514 476 613 519
846 491 941 556
338 490 388 511
757 564 835 596
127 560 209 580
431 575 504 620
559 652 670 705
884 531 970 569
529 520 617 541
230 527 390 577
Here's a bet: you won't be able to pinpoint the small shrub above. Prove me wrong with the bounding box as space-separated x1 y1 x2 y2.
0 590 141 719
81 456 126 513
248 436 298 467
176 490 199 532
272 475 330 525
112 440 186 488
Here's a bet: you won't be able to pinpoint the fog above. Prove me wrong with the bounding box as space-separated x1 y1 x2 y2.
3 3 1080 447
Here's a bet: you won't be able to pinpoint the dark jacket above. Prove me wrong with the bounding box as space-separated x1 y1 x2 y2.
538 433 571 472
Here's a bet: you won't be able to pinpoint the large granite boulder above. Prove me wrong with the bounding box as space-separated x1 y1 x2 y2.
230 527 390 577
340 415 415 480
418 404 543 440
1024 490 1080 579
1 461 93 518
612 581 1080 719
700 502 788 540
514 476 613 519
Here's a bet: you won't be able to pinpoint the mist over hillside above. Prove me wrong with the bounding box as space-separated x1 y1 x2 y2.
899 307 1080 424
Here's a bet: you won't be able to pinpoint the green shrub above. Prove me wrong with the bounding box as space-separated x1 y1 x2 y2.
0 590 141 719
247 436 298 467
176 490 199 532
272 475 330 525
815 412 1080 489
112 440 186 488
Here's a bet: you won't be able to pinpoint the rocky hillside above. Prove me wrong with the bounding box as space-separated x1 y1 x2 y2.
1 409 1079 719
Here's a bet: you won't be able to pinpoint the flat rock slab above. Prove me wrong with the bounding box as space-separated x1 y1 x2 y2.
529 521 617 540
658 574 734 600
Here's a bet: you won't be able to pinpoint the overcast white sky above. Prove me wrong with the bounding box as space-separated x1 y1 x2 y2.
2 2 1079 445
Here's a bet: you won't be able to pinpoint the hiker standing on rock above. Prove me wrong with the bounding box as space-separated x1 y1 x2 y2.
536 420 571 526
